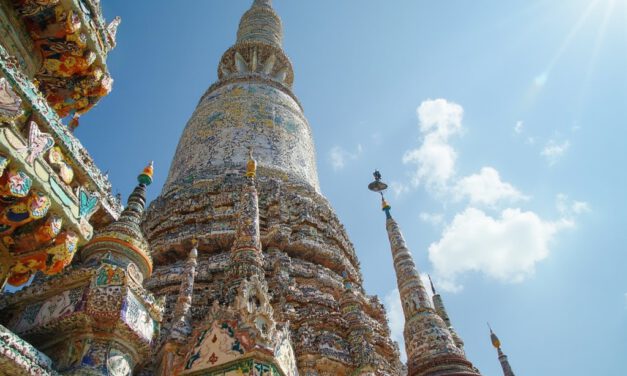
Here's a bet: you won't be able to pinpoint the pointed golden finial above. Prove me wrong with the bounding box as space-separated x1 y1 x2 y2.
246 147 257 178
190 238 199 259
488 323 501 349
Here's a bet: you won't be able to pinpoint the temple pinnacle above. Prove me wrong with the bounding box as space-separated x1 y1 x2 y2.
371 172 480 376
488 325 516 376
138 161 154 186
253 0 272 7
237 0 283 47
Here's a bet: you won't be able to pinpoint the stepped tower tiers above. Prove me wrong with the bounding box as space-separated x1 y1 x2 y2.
143 2 403 375
490 326 516 376
369 172 481 376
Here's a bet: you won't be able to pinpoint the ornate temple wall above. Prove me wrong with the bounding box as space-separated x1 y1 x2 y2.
144 176 403 374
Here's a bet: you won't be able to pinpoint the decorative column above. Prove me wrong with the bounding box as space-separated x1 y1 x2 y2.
368 171 480 376
490 326 516 376
227 149 265 298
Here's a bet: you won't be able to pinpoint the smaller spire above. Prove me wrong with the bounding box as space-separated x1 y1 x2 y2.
432 278 465 352
489 323 501 349
488 324 516 376
428 274 436 295
227 161 264 296
121 162 153 222
169 241 199 342
81 161 155 280
370 171 479 376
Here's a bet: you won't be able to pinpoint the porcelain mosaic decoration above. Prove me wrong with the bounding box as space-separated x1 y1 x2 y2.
0 1 512 375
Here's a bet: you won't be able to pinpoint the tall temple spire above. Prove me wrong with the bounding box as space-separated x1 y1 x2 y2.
143 3 404 374
161 0 316 200
382 197 432 317
429 275 466 352
490 325 516 376
369 171 480 376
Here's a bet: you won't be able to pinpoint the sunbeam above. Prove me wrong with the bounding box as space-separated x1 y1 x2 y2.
575 0 615 118
535 0 601 88
522 0 604 108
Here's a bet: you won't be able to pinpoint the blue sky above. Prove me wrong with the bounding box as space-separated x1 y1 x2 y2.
78 1 627 374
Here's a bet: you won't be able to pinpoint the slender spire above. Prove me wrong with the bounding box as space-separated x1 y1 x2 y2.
428 274 436 295
430 275 465 352
489 325 516 376
119 161 153 224
384 203 432 317
169 241 198 342
81 162 155 279
368 171 480 376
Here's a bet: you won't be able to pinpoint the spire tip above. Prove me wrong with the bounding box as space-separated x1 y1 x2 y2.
489 323 501 349
246 147 257 178
138 161 154 186
428 274 436 294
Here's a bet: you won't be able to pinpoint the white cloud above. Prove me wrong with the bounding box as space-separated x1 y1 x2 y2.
328 144 363 171
390 181 410 198
396 98 589 291
429 207 574 291
403 100 526 207
403 135 458 189
556 193 590 217
453 167 527 207
572 201 590 214
420 212 444 226
541 140 570 165
417 99 464 138
403 99 464 191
